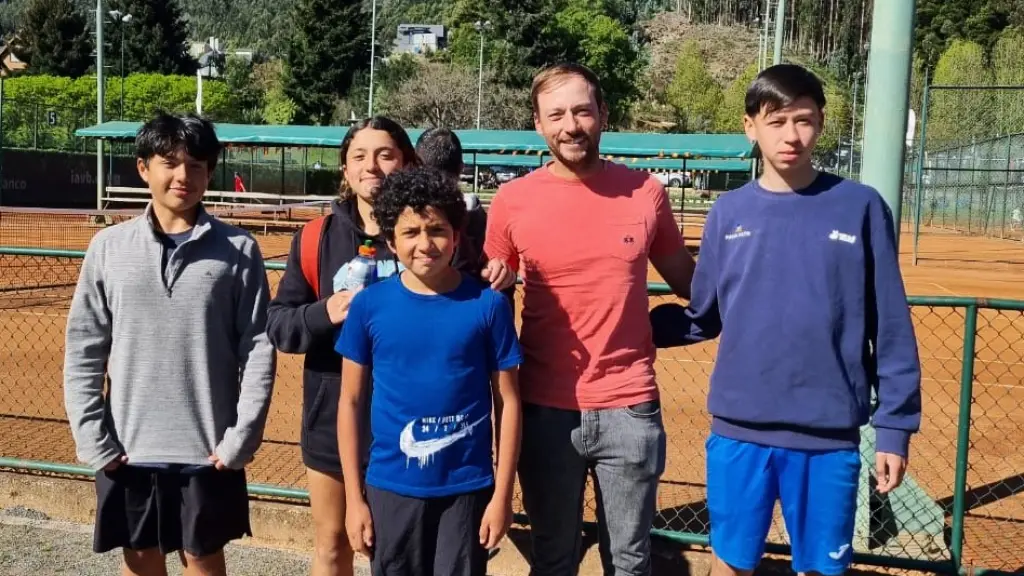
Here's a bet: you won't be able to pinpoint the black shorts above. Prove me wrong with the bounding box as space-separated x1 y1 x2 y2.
302 375 371 475
366 485 493 576
93 465 252 557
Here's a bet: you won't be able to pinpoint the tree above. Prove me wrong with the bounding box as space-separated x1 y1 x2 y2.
106 0 194 75
714 61 758 133
538 0 641 126
665 40 721 132
990 28 1024 136
930 40 995 147
285 0 370 125
377 61 531 130
18 0 92 77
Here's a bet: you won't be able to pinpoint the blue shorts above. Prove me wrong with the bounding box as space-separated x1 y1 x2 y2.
706 433 860 575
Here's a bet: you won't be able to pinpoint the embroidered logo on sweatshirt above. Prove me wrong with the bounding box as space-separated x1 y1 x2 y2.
828 230 857 244
724 225 752 240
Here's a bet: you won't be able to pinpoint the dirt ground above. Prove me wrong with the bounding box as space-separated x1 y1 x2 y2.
1 208 1022 572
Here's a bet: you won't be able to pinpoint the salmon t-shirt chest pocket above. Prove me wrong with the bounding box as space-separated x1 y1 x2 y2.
516 206 650 289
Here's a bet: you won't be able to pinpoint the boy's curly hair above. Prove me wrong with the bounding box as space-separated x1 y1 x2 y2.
373 166 467 241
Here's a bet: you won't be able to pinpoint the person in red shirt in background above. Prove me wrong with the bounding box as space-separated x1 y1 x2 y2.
484 63 696 576
233 172 247 193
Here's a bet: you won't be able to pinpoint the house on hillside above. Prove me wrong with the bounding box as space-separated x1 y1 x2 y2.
394 24 446 55
0 35 29 77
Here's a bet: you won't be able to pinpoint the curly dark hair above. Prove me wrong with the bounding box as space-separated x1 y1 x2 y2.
373 166 467 241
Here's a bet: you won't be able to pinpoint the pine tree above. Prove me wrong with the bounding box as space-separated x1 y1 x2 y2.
106 0 194 75
19 0 93 77
285 0 370 125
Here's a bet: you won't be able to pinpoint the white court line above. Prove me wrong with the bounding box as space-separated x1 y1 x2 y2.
926 282 959 296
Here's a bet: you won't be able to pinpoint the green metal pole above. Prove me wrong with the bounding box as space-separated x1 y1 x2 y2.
772 0 786 65
96 0 105 212
950 303 978 572
1000 135 1011 238
859 0 917 246
913 82 930 266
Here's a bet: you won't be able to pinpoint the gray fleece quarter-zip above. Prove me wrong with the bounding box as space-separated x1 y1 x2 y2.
62 203 277 471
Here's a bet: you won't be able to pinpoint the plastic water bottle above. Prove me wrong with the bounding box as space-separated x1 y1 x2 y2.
341 240 377 292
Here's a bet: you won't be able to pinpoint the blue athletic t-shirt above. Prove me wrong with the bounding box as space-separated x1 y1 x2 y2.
334 272 523 498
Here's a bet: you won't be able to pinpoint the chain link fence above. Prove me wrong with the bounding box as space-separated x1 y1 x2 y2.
0 97 94 153
1 248 1023 573
909 86 1024 246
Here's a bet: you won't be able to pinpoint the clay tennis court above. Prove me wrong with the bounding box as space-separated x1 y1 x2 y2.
1 207 1022 571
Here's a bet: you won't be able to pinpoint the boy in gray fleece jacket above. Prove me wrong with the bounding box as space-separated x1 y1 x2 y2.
63 112 276 576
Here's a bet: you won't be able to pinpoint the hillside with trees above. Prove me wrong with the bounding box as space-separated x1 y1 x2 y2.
1 0 1022 153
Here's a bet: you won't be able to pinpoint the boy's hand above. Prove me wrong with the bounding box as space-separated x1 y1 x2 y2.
346 499 375 558
478 497 512 549
876 452 908 494
481 259 516 291
327 291 355 325
102 454 128 471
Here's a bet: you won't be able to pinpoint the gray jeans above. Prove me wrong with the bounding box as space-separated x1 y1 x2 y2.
518 401 667 576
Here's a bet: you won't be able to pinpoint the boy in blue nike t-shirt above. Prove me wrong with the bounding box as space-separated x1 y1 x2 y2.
652 64 923 576
335 166 523 576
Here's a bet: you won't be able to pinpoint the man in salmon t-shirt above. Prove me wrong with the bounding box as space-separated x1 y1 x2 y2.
484 63 696 575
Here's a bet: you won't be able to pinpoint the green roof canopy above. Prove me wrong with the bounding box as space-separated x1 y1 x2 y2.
75 121 754 160
470 153 750 172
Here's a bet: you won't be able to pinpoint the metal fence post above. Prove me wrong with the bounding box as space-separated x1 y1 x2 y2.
913 82 930 266
950 303 978 572
1001 134 1012 238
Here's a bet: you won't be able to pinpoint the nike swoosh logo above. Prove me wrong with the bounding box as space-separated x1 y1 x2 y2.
399 414 490 469
828 544 850 560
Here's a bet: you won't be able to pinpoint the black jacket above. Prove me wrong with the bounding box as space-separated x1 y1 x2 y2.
266 197 501 378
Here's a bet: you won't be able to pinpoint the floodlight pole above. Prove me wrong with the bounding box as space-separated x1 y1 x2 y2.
772 0 786 64
96 0 105 211
367 0 377 117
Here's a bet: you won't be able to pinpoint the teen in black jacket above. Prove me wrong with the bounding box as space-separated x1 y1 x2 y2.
266 116 514 576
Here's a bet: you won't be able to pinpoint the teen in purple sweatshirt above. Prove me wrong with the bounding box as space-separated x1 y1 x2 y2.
653 64 922 576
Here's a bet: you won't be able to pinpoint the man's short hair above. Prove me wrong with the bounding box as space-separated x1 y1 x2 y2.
744 64 826 117
135 112 221 171
373 165 467 241
416 128 463 178
531 63 605 115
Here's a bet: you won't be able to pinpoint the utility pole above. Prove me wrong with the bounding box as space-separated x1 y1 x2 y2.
96 0 105 212
772 0 786 65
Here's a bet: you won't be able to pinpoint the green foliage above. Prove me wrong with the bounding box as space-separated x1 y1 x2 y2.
915 0 1013 73
284 0 370 124
539 0 641 125
17 0 92 77
930 40 995 146
665 41 721 132
990 28 1024 136
223 57 264 124
714 61 758 133
0 73 243 149
102 0 193 75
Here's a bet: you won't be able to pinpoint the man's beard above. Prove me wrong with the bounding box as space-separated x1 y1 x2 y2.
548 133 600 171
